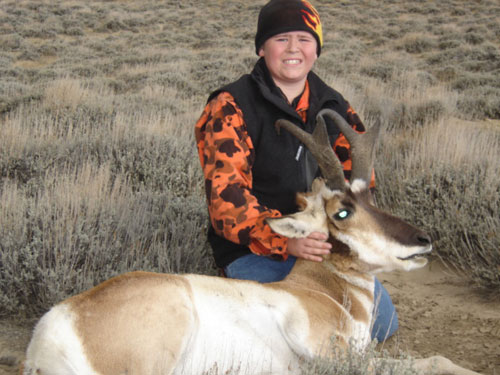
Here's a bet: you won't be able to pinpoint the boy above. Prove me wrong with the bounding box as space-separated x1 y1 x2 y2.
195 0 397 341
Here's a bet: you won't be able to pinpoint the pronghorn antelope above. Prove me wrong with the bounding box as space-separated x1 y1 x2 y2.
23 110 481 375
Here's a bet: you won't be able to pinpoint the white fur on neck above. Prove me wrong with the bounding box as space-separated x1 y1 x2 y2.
322 261 375 293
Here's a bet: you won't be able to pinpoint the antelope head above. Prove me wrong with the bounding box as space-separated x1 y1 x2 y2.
267 109 432 273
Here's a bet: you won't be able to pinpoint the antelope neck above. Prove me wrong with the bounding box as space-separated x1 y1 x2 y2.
284 256 375 322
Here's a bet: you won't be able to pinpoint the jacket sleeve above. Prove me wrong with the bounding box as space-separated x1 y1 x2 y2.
333 104 376 188
195 92 289 259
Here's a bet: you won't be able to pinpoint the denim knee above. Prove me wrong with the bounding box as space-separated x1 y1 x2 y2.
224 254 297 283
371 277 399 341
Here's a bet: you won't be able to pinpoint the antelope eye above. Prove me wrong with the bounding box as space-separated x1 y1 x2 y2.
333 209 351 220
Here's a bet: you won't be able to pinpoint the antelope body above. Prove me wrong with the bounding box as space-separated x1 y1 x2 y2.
23 110 481 375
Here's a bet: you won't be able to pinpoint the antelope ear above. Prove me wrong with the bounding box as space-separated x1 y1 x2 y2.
266 215 325 239
266 216 312 238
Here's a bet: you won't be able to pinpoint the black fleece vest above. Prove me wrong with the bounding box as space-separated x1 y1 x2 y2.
207 59 351 268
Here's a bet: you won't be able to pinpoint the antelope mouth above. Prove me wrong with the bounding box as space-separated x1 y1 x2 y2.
397 248 432 270
398 253 425 261
398 247 432 261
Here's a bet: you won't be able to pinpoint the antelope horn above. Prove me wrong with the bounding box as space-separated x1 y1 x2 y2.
274 117 347 191
317 109 381 185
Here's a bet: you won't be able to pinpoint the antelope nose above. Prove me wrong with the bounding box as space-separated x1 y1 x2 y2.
417 233 432 246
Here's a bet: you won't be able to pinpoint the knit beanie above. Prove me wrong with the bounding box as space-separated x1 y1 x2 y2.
255 0 323 56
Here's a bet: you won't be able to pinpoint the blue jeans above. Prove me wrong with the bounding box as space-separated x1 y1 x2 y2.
225 254 398 342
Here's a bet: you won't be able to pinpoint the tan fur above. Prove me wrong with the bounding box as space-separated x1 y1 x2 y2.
69 272 195 374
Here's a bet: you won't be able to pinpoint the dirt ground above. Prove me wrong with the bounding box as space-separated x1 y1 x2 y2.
0 259 498 375
378 259 500 374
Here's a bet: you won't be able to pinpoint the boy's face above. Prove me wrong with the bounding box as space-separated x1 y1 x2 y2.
258 31 318 88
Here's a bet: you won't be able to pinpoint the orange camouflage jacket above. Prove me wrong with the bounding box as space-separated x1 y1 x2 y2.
195 80 373 263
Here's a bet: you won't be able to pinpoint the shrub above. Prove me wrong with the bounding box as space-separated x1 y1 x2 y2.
0 79 212 317
456 86 500 120
389 99 446 129
360 63 394 82
465 32 484 45
302 339 418 375
0 34 24 52
400 33 435 54
0 169 212 317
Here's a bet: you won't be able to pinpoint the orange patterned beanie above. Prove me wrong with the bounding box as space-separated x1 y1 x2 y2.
255 0 323 56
